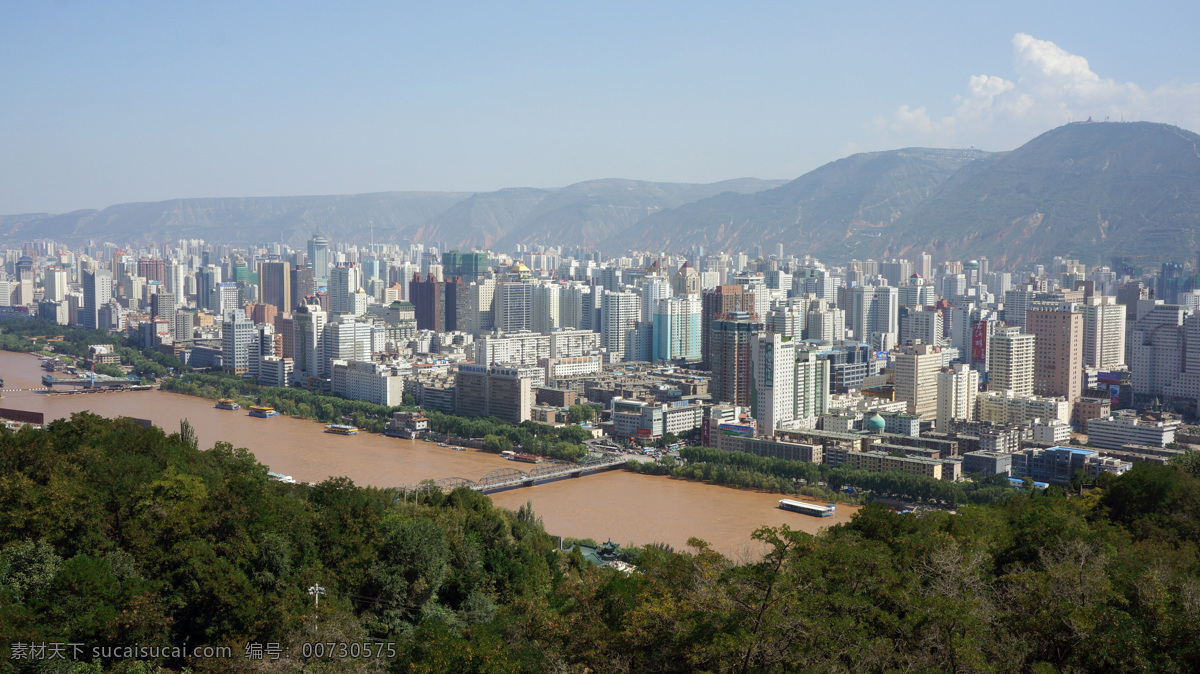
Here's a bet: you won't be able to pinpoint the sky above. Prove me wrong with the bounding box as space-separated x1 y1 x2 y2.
2 1 1199 214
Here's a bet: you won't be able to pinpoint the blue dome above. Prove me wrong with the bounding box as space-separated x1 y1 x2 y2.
867 413 887 431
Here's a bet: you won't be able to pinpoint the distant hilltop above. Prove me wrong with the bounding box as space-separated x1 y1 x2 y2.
4 122 1199 268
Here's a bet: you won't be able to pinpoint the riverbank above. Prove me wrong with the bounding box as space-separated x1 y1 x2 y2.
0 350 858 556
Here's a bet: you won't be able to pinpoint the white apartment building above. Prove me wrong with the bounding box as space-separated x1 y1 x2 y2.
976 390 1069 426
989 327 1035 397
936 363 978 431
1080 295 1126 369
331 360 408 406
1086 413 1179 450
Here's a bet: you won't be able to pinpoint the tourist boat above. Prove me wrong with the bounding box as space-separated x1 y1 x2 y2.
451 446 466 451
215 398 241 410
325 424 359 435
510 453 543 464
778 499 835 517
248 405 279 418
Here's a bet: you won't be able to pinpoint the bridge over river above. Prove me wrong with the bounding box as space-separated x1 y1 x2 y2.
400 452 628 495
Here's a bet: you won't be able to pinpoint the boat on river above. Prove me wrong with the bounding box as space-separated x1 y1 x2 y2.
325 424 359 435
215 398 241 410
248 405 278 418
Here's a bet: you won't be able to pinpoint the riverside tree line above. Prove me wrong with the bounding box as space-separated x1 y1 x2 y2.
2 413 1200 671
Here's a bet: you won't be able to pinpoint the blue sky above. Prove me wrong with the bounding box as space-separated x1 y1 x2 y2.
2 1 1198 213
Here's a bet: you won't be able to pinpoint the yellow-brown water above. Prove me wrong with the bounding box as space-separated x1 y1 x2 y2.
0 350 856 557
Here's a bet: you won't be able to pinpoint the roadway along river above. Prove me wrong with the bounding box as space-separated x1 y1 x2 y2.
0 351 857 557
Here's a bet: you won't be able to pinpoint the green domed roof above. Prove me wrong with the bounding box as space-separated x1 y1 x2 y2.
867 413 887 431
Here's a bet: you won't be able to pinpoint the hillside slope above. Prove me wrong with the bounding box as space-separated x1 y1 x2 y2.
605 148 991 255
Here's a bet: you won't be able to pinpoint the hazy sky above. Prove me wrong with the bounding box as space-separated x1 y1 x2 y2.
3 1 1198 214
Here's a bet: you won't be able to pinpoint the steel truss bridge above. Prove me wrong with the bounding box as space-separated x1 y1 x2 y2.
400 453 627 495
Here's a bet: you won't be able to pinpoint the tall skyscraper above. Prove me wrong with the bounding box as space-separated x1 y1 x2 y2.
292 302 328 381
44 267 68 302
936 363 979 431
639 274 672 323
701 285 755 369
221 309 255 375
531 283 561 334
1027 306 1084 410
711 314 758 406
137 258 165 284
600 290 641 361
751 331 803 434
651 295 701 362
989 327 1036 397
196 265 220 313
308 231 331 286
442 251 489 283
893 343 942 420
259 260 292 315
846 284 898 347
215 282 240 317
1080 295 1126 369
328 264 362 316
150 291 176 340
495 282 533 333
81 269 112 331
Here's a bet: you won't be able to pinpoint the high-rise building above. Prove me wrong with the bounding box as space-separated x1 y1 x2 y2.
324 317 373 364
442 251 489 283
292 302 328 382
197 265 221 313
1158 261 1187 305
1027 306 1084 412
989 327 1036 397
936 363 979 431
81 269 112 331
1129 302 1190 397
328 264 362 316
1080 295 1126 369
766 304 804 340
150 291 176 340
44 267 68 302
495 282 533 333
672 261 700 296
701 285 755 369
308 231 331 286
137 258 165 284
221 309 255 375
711 314 758 406
639 274 673 323
600 290 641 361
215 282 240 318
651 295 701 362
259 260 292 315
752 331 796 434
899 306 942 347
893 343 942 421
805 300 846 343
846 285 898 346
531 283 561 334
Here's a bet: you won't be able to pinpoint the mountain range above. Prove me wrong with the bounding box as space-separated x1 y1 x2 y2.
4 121 1200 268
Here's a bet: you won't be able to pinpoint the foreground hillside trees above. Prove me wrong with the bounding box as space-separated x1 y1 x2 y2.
1 413 1199 672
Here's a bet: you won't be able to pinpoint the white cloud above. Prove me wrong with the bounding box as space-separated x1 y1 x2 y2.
875 33 1200 147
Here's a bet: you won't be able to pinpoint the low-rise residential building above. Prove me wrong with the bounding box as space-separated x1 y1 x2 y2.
844 450 946 480
386 410 429 439
1086 412 1179 450
962 450 1012 476
1011 446 1097 485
